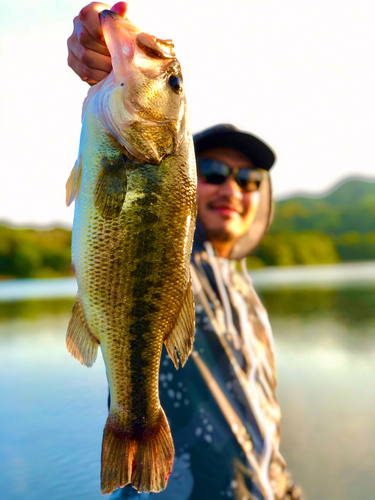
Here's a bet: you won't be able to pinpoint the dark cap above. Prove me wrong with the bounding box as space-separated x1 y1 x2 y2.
193 124 276 171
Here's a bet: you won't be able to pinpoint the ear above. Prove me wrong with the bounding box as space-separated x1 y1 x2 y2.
100 10 140 80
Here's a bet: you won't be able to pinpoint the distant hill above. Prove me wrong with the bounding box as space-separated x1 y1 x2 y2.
271 177 375 235
278 177 375 207
248 177 375 268
317 178 375 207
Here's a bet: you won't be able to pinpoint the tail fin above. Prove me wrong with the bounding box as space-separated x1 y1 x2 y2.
101 409 174 494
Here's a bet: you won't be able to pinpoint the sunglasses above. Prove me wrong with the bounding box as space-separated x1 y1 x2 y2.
197 158 263 193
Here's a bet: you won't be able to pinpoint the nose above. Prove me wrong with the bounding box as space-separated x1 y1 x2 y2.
218 176 242 199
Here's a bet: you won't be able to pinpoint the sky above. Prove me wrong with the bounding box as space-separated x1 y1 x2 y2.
1 0 374 228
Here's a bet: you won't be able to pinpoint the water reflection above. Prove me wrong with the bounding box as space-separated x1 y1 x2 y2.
0 298 75 325
259 287 375 500
0 286 374 500
261 287 375 327
0 303 108 500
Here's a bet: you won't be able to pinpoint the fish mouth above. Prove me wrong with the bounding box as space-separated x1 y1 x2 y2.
100 8 141 65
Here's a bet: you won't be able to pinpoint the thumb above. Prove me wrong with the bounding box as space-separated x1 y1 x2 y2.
111 2 128 18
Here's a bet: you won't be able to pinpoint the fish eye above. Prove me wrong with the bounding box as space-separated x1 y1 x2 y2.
168 75 183 94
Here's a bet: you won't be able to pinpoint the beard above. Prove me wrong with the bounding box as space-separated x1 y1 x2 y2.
204 226 238 243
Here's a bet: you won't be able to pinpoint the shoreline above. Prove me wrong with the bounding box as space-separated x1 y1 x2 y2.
0 261 374 302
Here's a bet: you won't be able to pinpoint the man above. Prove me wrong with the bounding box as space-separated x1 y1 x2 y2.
68 4 302 499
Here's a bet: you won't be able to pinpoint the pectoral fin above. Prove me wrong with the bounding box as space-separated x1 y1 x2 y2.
66 296 99 367
164 280 195 369
66 159 82 207
94 155 127 218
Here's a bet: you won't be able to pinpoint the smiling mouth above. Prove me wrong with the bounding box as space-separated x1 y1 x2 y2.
208 202 244 217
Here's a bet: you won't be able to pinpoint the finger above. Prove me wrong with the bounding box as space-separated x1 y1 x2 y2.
76 42 112 74
68 50 110 84
111 2 127 17
79 2 111 45
69 27 112 73
75 17 110 56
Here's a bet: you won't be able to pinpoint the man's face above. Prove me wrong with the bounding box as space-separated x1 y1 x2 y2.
197 147 260 248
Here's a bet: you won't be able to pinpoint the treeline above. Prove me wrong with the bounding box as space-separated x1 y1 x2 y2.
1 225 374 278
271 198 375 235
1 178 374 278
247 230 375 269
247 178 375 268
0 225 73 279
271 178 375 235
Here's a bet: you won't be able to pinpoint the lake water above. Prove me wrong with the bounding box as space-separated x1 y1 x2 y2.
0 265 374 500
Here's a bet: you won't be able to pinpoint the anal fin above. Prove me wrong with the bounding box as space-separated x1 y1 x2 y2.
164 280 195 369
66 296 99 367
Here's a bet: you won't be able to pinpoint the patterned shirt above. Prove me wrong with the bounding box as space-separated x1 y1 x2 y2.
115 243 301 500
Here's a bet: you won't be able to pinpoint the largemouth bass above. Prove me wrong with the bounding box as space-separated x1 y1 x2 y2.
65 10 197 495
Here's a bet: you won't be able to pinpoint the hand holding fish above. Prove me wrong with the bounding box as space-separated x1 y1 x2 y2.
66 5 197 495
67 2 128 84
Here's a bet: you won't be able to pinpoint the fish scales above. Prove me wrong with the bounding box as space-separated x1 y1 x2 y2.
66 9 196 496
